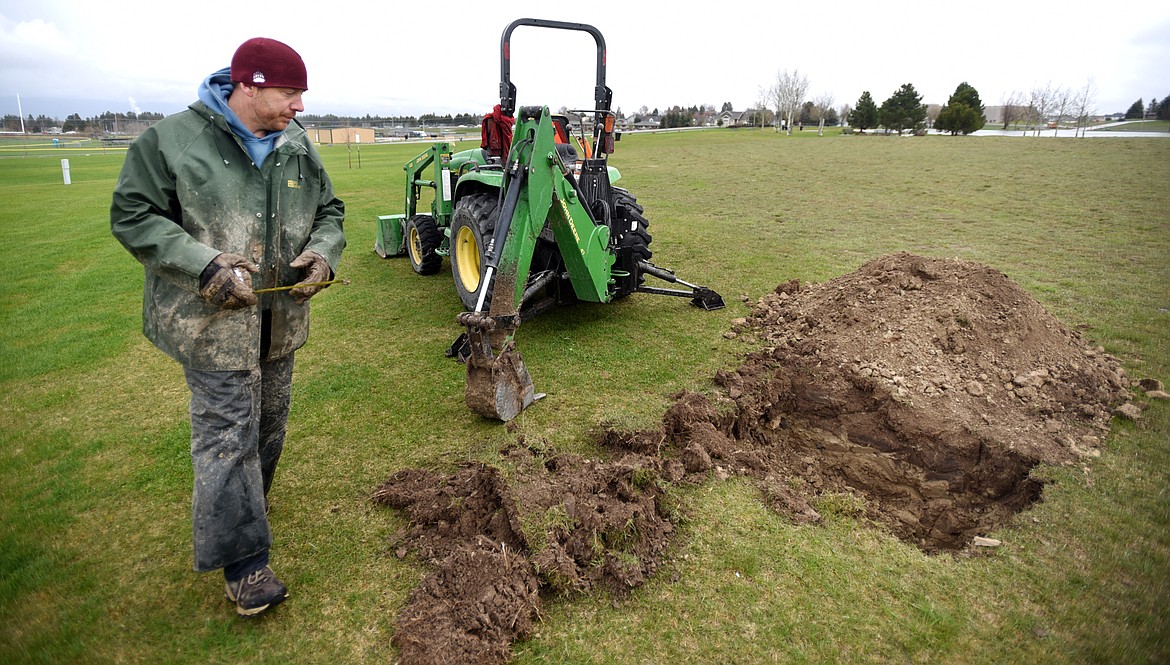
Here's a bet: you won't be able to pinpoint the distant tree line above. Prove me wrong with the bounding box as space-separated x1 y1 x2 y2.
766 71 933 136
759 67 1163 138
658 104 718 128
996 81 1102 136
1124 96 1170 120
2 111 164 135
1 109 488 136
845 83 931 134
12 87 1162 139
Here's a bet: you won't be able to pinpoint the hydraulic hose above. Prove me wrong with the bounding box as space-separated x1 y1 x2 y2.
474 139 530 313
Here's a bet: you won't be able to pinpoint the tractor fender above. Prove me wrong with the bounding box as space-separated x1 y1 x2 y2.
451 169 504 207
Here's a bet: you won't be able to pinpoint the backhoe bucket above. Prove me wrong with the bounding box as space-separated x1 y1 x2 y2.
456 312 538 421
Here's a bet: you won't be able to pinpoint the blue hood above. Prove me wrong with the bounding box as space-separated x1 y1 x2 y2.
198 67 283 168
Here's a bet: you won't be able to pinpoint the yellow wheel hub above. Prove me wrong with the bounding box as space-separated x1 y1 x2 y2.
408 226 423 264
455 225 482 292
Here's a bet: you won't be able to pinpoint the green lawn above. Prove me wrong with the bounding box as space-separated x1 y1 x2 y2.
1099 120 1170 133
1 129 1168 664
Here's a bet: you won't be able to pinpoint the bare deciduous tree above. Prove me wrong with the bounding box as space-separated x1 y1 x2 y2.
770 69 809 135
813 93 835 135
1028 83 1056 136
1073 78 1098 137
756 86 770 129
1050 86 1073 136
1000 91 1023 131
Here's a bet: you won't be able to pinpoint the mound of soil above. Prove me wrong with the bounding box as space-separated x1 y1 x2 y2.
375 253 1148 664
662 252 1134 550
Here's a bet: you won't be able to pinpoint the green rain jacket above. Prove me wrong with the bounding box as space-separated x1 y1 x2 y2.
111 100 346 370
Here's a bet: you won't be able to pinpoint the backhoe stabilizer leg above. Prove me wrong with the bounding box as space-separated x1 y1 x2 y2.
636 261 726 310
455 312 539 421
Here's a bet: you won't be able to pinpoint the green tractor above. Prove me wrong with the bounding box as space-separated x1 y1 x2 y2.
377 18 723 421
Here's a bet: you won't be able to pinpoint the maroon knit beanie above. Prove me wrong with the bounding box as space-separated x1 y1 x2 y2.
230 38 308 90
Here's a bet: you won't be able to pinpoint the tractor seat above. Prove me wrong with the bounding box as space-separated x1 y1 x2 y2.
477 147 502 165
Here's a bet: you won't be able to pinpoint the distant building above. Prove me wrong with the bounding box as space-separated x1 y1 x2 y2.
307 127 375 145
983 105 1029 127
718 110 752 127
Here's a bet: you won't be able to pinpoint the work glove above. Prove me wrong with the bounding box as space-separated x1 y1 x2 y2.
199 253 259 309
289 250 332 304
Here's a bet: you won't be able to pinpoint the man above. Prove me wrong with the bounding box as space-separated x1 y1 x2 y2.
111 37 345 617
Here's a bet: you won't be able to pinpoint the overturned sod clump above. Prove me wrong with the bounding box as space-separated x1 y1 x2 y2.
375 253 1140 664
373 448 678 665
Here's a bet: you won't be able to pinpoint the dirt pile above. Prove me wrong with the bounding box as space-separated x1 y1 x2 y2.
375 253 1150 664
657 252 1136 550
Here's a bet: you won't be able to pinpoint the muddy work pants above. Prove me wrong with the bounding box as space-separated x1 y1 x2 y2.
184 354 294 573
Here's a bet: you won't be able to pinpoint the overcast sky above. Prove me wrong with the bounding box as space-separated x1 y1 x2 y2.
3 0 1169 121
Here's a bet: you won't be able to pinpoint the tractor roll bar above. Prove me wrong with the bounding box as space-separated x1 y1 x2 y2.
499 18 612 119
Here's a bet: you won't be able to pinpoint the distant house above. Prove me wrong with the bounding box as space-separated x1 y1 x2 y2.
719 110 752 127
632 117 661 130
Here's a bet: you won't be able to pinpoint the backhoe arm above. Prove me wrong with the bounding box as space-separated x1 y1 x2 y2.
490 106 614 314
458 105 617 421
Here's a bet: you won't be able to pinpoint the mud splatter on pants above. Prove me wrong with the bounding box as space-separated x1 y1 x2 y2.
184 353 294 573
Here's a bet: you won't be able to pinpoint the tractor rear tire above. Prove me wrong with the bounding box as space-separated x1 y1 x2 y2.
406 214 443 275
612 188 653 298
450 193 500 311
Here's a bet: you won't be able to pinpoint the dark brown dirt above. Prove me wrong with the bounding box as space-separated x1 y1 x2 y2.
373 447 678 664
374 252 1147 664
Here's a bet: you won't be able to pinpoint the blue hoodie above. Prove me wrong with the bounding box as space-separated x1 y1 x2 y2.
198 67 284 168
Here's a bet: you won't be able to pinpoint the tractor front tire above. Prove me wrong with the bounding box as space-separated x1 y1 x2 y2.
406 214 443 275
450 193 499 311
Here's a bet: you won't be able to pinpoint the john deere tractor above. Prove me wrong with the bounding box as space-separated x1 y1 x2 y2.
377 18 723 421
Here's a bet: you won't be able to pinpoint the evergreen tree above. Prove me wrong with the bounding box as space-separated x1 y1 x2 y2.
62 113 87 133
799 101 815 125
950 82 984 113
1159 96 1170 121
1125 99 1144 119
847 91 879 131
935 82 987 135
935 104 983 135
879 83 927 134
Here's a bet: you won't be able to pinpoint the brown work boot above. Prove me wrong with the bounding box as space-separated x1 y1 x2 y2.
224 566 289 617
